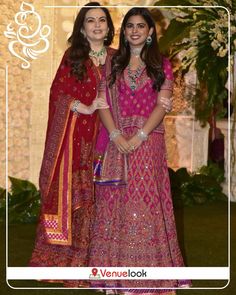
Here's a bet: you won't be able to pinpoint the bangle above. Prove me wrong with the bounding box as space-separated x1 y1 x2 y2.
71 100 81 114
109 129 122 141
137 129 148 141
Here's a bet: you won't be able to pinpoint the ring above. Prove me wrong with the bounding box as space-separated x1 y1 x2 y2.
131 145 135 150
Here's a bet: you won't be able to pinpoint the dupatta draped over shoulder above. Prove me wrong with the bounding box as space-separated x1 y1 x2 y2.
30 48 115 267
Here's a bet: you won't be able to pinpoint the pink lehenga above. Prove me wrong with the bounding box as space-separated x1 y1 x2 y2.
89 57 191 294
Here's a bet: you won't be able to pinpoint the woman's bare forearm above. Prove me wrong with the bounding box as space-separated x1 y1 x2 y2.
142 89 172 135
142 105 166 135
99 108 117 133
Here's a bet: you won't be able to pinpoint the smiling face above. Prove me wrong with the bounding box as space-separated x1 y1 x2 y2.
124 14 153 48
82 8 109 44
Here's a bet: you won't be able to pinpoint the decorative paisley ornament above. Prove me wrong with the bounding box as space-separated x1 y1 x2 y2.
4 2 51 69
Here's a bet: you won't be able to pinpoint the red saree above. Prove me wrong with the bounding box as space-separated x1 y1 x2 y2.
30 48 115 268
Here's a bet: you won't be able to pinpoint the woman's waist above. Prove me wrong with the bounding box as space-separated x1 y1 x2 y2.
119 115 164 133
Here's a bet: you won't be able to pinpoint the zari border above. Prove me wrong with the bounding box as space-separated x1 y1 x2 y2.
41 95 74 198
42 114 77 245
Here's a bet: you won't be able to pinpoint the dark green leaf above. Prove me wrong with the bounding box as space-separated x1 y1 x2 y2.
154 0 192 6
9 176 37 195
159 19 191 53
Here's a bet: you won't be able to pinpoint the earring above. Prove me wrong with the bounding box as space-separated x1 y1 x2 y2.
104 33 108 41
104 29 109 41
146 36 152 46
124 38 128 45
80 29 86 38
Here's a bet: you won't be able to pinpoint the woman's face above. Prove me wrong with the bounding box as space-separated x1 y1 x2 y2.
124 14 153 48
83 8 109 44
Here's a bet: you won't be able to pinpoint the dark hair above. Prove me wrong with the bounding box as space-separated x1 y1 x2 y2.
109 7 165 91
67 2 114 81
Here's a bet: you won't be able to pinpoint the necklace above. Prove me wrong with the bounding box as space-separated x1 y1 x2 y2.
89 47 106 58
130 47 143 57
89 47 106 66
127 61 145 92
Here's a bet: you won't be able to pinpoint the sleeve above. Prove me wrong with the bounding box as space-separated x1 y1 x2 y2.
160 57 174 92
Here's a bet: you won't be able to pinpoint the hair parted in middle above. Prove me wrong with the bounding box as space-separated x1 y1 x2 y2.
67 2 114 81
109 7 165 91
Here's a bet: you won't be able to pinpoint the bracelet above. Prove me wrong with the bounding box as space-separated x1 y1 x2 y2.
109 129 122 141
137 129 148 141
71 100 81 114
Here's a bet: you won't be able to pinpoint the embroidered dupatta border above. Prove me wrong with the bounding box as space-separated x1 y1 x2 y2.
40 94 74 198
42 114 77 245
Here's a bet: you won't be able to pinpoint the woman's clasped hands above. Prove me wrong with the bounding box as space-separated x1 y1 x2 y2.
112 133 143 154
111 95 172 153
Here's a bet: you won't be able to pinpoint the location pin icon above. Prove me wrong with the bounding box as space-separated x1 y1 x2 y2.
92 268 98 277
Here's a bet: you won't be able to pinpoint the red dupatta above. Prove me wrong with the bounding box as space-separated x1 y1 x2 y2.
38 49 110 246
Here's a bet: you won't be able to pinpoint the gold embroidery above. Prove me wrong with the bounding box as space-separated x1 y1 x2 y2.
41 94 74 198
43 115 77 245
80 137 92 166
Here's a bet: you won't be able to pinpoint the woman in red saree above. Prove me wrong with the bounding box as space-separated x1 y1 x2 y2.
90 7 191 294
29 2 115 275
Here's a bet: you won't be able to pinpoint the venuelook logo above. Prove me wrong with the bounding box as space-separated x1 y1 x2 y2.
89 268 101 279
89 268 147 279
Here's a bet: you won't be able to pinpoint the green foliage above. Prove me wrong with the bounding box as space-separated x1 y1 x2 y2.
199 161 225 183
0 177 41 224
158 20 192 54
169 163 227 208
155 0 194 6
155 0 235 125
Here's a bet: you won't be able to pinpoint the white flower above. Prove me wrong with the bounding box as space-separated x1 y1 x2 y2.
216 32 225 43
211 39 221 50
231 26 236 34
217 47 228 57
233 39 236 48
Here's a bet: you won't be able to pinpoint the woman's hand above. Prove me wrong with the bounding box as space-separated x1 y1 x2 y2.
89 97 109 113
128 134 143 153
113 135 131 154
71 97 109 115
159 96 173 113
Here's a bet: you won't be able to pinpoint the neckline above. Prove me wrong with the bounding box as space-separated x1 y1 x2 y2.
89 47 107 67
122 66 148 94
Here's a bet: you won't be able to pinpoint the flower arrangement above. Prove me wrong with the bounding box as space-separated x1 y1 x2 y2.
155 0 236 123
155 0 236 173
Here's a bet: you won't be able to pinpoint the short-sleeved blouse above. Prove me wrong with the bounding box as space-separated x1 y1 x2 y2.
116 57 174 133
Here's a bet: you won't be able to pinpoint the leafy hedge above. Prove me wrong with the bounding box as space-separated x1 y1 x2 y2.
0 163 227 223
0 177 40 224
169 162 227 208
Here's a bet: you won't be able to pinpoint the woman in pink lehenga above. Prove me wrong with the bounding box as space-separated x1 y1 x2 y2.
89 7 191 294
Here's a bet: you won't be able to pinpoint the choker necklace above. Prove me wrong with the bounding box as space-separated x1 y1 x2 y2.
89 47 106 58
130 47 143 57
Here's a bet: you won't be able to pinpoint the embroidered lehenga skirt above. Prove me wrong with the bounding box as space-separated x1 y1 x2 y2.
88 128 190 294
